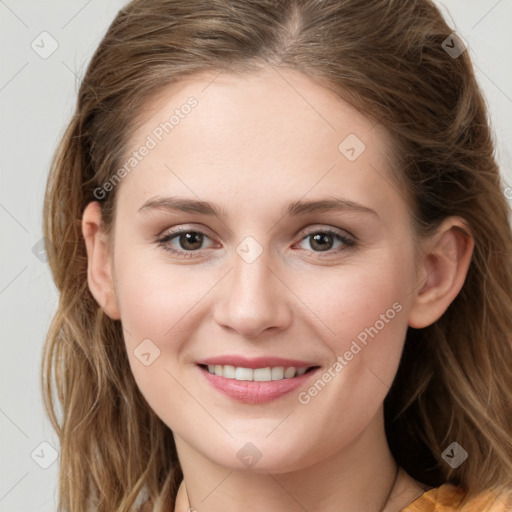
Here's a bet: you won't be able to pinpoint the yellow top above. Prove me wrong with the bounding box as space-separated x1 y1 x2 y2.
402 484 512 511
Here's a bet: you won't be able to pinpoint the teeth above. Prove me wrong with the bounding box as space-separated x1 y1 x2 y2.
284 367 296 378
271 367 284 380
235 367 253 381
223 365 235 378
205 365 309 381
253 367 272 381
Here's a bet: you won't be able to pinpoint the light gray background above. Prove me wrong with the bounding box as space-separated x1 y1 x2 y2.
1 1 511 511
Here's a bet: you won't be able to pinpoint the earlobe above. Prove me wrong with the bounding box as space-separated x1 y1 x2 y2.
408 218 474 329
81 201 120 320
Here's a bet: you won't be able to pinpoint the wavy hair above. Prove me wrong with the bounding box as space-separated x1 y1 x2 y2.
42 0 512 510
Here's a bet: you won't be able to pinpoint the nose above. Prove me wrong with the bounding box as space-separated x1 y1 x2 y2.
213 249 293 339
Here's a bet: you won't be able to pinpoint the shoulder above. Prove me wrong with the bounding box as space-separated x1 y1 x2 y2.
401 483 512 512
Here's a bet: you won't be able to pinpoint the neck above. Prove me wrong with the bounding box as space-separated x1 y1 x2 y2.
173 410 425 512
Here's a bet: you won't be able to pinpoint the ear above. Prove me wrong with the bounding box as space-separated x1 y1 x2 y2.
81 201 120 320
408 217 474 329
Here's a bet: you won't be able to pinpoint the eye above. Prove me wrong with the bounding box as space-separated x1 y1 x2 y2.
156 228 216 256
155 226 356 259
296 229 356 253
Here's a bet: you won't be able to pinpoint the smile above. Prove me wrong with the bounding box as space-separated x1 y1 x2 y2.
195 356 320 403
205 364 309 381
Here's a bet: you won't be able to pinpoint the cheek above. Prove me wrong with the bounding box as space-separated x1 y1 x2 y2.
114 245 215 343
112 248 231 411
306 259 411 343
297 250 415 394
112 255 210 426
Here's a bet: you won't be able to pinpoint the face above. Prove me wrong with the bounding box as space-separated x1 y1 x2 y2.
104 66 423 473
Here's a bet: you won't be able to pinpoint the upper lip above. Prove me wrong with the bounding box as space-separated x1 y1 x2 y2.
196 355 318 369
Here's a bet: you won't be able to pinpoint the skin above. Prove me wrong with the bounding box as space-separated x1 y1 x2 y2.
82 66 474 512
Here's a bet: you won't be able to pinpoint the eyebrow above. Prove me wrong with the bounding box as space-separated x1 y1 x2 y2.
138 196 379 219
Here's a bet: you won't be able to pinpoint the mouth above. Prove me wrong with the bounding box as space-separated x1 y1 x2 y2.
199 364 317 381
195 356 321 403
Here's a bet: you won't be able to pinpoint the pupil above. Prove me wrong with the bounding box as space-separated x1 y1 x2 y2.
311 233 333 251
180 232 203 250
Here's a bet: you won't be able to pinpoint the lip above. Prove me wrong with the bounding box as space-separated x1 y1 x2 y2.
196 355 317 369
195 356 320 404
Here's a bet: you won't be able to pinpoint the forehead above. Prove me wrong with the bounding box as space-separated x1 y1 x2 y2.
115 66 407 222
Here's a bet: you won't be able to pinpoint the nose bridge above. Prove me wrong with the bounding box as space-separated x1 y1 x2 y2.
232 248 272 299
213 240 292 337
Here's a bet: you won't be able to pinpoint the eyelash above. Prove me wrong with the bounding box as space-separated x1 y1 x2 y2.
155 227 357 259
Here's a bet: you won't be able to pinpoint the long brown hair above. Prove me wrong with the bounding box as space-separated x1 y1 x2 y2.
42 0 512 510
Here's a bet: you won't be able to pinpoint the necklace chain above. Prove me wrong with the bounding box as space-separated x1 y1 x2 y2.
183 464 400 512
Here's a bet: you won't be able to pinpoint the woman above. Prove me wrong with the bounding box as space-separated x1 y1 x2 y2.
42 0 512 511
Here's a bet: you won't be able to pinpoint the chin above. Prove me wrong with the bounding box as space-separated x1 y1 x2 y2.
187 430 330 475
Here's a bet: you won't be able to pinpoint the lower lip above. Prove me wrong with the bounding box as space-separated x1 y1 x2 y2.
198 365 319 404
